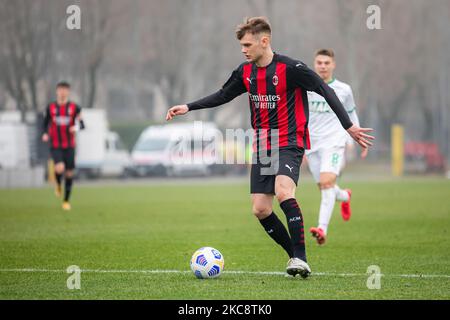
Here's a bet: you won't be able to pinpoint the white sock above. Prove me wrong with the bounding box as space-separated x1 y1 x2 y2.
334 185 349 202
318 188 336 234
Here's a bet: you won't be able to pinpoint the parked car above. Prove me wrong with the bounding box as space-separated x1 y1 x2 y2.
130 122 223 177
404 141 446 174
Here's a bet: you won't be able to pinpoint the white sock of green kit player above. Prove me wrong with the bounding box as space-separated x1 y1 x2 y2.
318 188 337 234
334 184 350 202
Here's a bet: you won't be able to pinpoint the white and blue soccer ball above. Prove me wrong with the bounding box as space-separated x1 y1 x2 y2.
190 247 224 279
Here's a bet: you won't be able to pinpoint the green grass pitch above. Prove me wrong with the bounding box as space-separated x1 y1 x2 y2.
0 178 449 299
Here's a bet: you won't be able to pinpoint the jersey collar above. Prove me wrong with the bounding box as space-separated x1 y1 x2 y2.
255 52 277 68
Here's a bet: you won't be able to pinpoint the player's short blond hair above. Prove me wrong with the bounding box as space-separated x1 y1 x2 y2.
235 17 271 40
315 49 335 59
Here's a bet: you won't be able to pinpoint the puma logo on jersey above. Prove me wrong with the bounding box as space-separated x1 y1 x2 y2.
246 77 253 85
285 164 294 173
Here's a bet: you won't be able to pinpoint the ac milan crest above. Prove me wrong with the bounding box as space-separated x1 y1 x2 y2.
272 74 279 86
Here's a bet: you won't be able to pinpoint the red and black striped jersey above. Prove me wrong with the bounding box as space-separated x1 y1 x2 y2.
43 101 81 149
187 53 353 151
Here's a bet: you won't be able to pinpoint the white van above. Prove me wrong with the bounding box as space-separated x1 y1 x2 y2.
131 122 223 177
0 123 30 169
76 109 131 178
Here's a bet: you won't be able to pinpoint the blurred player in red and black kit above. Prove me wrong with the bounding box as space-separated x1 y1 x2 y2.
42 82 85 211
166 17 374 277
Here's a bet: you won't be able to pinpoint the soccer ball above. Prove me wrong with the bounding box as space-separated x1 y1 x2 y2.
190 247 224 279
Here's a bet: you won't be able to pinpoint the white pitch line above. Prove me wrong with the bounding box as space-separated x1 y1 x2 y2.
0 268 449 279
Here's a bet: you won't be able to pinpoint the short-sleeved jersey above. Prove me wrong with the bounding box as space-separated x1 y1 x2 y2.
43 101 81 149
187 53 353 152
307 79 359 152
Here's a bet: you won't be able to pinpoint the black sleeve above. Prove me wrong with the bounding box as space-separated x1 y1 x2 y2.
289 62 353 130
187 66 247 111
42 105 51 135
75 105 85 130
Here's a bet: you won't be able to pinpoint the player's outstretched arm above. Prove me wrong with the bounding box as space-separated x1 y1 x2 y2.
165 65 247 121
313 80 375 149
291 62 353 129
165 89 240 121
165 90 241 121
346 91 372 154
290 62 375 149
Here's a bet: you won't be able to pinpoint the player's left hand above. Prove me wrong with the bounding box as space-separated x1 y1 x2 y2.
69 126 77 133
346 125 374 149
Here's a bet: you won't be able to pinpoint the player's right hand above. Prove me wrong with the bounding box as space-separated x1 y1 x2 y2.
42 133 49 142
166 104 189 121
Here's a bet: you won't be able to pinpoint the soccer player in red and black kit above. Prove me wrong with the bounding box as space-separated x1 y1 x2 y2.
42 82 85 211
166 17 374 278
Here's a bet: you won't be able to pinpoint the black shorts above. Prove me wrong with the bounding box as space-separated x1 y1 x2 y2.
250 147 304 194
50 148 76 170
